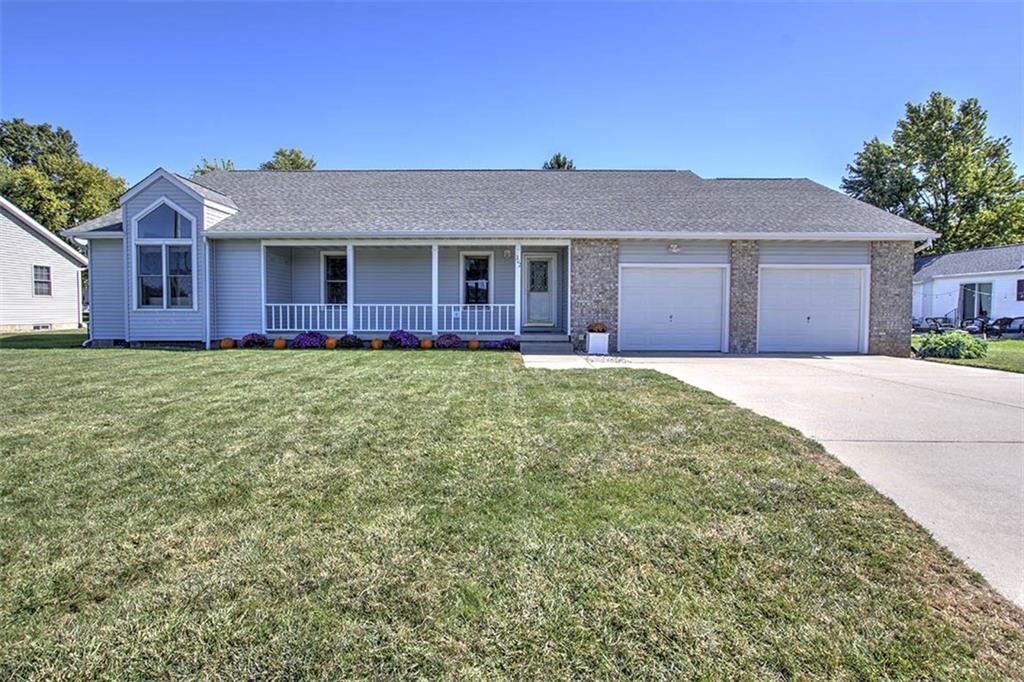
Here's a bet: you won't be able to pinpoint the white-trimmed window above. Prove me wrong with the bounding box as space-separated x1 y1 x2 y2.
322 253 348 304
32 265 51 296
134 200 195 310
461 252 492 304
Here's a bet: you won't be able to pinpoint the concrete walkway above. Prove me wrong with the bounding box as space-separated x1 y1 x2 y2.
523 352 1024 606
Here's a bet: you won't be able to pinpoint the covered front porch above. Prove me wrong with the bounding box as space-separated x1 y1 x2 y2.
259 240 569 337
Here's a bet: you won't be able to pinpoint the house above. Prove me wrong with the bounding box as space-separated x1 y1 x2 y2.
913 243 1024 324
1 195 88 333
63 168 935 354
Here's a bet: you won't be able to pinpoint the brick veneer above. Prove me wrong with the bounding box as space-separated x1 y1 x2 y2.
728 240 759 353
569 239 619 350
868 240 913 356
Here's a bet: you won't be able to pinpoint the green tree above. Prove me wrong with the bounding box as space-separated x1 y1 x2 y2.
542 152 575 170
192 157 235 176
842 92 1024 253
0 118 125 232
259 148 316 171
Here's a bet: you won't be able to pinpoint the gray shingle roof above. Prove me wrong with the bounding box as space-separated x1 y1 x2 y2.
914 243 1024 283
67 169 936 238
63 208 122 236
173 173 237 209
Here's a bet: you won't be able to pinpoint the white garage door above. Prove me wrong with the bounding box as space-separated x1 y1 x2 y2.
619 267 726 351
758 268 865 353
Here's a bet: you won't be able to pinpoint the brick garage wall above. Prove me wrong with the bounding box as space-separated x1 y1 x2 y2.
728 240 759 353
868 240 913 356
570 239 619 350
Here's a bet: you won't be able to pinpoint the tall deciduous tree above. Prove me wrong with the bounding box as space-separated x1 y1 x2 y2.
193 157 235 176
543 152 575 170
842 92 1024 253
0 118 125 232
260 148 316 171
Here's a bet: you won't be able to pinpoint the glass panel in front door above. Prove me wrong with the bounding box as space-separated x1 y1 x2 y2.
529 260 549 292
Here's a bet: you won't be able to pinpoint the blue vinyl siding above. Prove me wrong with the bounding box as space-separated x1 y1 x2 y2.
212 240 261 339
354 246 433 304
265 247 292 304
88 239 125 339
619 240 730 264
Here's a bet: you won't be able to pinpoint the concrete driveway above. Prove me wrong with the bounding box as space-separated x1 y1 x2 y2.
524 353 1024 606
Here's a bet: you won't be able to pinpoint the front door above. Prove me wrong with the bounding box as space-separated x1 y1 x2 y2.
523 254 557 327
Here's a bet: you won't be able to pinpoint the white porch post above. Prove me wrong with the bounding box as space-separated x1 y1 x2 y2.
346 243 355 333
431 243 439 336
514 242 522 336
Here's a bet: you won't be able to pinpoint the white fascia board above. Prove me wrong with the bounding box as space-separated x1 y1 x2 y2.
205 230 934 241
119 167 237 216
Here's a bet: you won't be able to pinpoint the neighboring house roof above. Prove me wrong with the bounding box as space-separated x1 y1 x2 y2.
66 169 936 240
913 243 1024 284
0 194 88 267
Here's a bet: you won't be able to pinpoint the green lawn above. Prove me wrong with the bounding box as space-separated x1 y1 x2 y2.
1 333 1022 678
913 335 1024 373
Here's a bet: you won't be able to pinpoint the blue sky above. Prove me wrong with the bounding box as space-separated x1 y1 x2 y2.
1 1 1021 187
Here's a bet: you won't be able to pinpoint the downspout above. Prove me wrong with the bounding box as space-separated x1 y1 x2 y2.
914 238 934 254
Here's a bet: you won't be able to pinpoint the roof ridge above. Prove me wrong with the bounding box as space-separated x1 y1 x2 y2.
204 168 702 174
916 242 1024 258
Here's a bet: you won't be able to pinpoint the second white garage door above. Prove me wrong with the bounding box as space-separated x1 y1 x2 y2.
758 267 866 353
619 267 726 351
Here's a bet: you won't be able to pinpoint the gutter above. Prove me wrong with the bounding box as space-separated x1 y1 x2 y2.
202 229 938 241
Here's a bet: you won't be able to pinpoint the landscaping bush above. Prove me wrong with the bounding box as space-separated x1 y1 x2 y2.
917 330 987 359
500 337 520 351
290 331 328 349
482 340 503 350
587 322 608 333
387 329 420 349
435 333 462 349
338 334 363 349
240 333 270 348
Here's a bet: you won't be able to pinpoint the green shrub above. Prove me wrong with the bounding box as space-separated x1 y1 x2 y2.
917 330 987 359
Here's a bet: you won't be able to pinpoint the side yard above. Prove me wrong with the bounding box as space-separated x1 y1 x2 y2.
913 335 1024 373
0 337 1022 678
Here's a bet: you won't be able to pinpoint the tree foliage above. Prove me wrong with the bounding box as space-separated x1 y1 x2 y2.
543 152 575 170
259 148 316 171
0 118 125 232
842 92 1024 253
192 157 236 176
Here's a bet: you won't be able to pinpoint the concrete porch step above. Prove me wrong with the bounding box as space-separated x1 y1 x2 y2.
519 335 574 355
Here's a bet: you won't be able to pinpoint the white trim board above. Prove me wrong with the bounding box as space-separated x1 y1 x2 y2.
207 230 932 241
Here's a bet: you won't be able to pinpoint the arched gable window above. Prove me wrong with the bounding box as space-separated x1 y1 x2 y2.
134 200 195 310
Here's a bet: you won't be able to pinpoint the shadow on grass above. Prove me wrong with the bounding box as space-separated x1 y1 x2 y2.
0 331 89 349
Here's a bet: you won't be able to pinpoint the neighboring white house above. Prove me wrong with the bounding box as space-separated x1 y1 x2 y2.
913 243 1024 323
0 195 88 332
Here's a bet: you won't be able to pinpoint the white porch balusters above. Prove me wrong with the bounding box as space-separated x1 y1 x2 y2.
514 242 522 336
431 243 439 336
346 244 354 334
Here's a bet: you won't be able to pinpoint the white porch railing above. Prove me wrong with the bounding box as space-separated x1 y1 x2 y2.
352 304 432 333
438 304 515 333
266 304 348 332
264 303 516 334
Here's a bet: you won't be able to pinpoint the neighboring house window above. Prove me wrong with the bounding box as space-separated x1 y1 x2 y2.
134 202 194 309
1017 279 1024 301
960 282 992 320
323 254 347 304
32 265 51 296
462 253 492 304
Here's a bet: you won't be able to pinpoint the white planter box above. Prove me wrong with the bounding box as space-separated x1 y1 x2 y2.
586 332 610 355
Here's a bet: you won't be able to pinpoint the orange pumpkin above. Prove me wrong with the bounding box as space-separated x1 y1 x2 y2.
272 337 287 350
420 338 433 349
467 339 481 350
325 337 338 350
370 338 385 350
220 337 236 349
